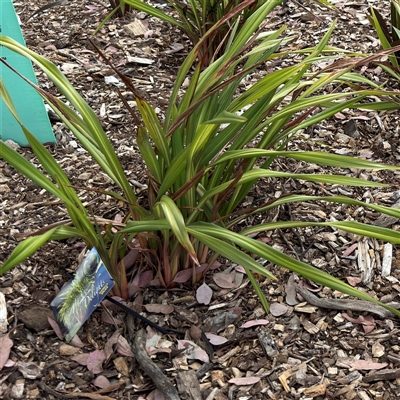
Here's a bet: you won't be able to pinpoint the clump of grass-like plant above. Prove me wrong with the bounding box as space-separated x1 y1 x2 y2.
1 3 400 315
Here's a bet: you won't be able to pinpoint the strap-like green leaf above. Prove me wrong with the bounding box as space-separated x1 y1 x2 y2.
210 149 400 170
158 196 199 265
186 227 276 280
190 222 400 317
0 226 86 274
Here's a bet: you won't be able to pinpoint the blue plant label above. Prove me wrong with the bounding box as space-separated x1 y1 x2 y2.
51 248 114 342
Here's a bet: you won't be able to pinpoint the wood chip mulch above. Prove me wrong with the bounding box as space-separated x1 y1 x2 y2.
1 0 400 399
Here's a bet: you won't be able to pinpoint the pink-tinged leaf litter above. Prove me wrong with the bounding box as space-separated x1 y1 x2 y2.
70 334 85 348
48 317 64 340
240 319 269 328
93 375 111 389
71 353 89 366
138 270 154 288
196 282 213 305
102 296 127 312
205 333 228 345
342 243 358 257
144 304 174 314
270 303 288 317
177 340 209 363
235 265 246 274
285 275 300 306
104 329 122 359
228 377 261 385
345 276 362 286
0 333 13 370
87 349 106 374
213 272 237 289
117 335 134 357
350 360 388 370
117 249 139 271
210 261 222 270
4 359 15 368
173 269 192 283
173 263 210 283
342 313 376 333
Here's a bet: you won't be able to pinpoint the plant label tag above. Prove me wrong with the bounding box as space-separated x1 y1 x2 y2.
51 248 114 342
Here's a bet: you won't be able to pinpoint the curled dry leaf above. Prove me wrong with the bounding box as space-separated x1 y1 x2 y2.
17 361 42 379
70 334 85 348
235 265 246 274
196 282 213 305
372 342 385 358
0 292 7 333
240 319 269 328
117 335 134 357
342 243 358 257
104 329 122 359
285 275 299 306
205 333 228 345
346 276 362 286
177 340 209 363
342 313 376 334
114 356 130 377
47 317 64 340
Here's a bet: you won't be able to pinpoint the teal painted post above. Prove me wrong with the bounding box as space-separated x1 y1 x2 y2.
0 0 56 146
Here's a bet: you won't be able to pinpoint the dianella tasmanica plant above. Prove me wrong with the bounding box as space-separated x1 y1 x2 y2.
1 2 400 314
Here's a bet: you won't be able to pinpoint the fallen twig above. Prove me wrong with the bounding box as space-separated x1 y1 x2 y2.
294 284 400 318
130 329 180 400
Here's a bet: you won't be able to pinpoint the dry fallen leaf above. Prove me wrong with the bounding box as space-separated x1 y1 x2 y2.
196 282 213 305
177 340 209 363
270 302 289 317
93 375 111 389
205 333 228 345
350 360 388 370
48 317 64 340
346 276 362 286
59 344 80 356
342 313 376 334
213 272 237 289
0 333 13 370
71 353 89 366
240 319 269 328
17 361 42 379
117 335 134 357
144 304 174 314
86 349 106 374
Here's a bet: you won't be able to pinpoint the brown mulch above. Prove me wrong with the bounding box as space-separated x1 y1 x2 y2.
1 0 400 399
